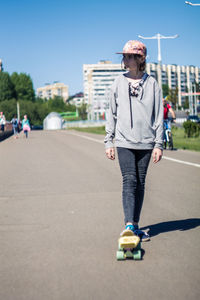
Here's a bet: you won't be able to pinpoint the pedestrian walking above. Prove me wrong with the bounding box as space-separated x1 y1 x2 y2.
0 111 6 132
22 115 31 138
104 40 163 241
11 115 19 139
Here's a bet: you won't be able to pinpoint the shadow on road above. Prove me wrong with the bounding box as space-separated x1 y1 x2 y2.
164 148 178 151
141 218 200 238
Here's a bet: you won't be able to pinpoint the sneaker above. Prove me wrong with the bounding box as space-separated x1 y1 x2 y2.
120 224 135 237
134 228 150 242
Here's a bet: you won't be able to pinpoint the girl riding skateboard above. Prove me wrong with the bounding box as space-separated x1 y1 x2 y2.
104 40 163 241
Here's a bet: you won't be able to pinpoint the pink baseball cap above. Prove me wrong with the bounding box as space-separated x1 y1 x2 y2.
116 40 147 57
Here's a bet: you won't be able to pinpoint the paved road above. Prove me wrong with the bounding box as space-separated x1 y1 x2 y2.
0 130 200 300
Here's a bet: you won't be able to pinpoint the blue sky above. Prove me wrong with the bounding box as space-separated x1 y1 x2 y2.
1 0 200 95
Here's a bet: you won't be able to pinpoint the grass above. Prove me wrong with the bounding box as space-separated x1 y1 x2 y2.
172 126 200 152
69 126 106 135
68 126 200 152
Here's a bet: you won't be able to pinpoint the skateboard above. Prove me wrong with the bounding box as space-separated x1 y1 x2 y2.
116 230 142 260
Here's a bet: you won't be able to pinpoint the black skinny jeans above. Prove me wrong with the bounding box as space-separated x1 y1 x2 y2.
117 147 152 225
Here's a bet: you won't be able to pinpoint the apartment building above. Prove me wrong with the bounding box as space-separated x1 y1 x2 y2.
37 82 69 102
83 61 200 119
69 92 85 107
83 61 124 120
146 63 200 106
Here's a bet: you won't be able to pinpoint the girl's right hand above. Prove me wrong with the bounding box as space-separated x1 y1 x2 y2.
105 147 115 160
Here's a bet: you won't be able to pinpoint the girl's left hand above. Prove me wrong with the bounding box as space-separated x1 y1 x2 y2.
152 148 163 163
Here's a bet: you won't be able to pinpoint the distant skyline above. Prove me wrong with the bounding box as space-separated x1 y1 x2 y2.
1 0 200 95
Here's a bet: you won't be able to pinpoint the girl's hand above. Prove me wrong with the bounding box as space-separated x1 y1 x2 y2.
106 147 115 160
152 148 163 163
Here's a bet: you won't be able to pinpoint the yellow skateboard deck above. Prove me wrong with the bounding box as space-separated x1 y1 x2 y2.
118 235 140 249
120 229 134 237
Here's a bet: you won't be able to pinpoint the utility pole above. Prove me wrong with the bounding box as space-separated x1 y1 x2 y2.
138 33 178 96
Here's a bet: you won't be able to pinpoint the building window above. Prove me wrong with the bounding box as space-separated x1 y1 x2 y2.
57 88 62 96
47 90 52 98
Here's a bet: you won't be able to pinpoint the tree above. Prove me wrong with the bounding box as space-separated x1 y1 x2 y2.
11 72 35 102
48 96 68 112
78 103 88 120
0 72 15 102
183 86 189 109
19 100 50 125
0 99 17 120
194 80 200 103
65 103 76 112
168 87 178 110
162 84 169 98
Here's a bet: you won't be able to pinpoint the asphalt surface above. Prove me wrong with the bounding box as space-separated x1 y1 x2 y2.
0 130 200 300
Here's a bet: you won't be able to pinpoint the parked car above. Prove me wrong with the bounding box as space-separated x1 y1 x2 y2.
31 125 43 130
187 115 200 123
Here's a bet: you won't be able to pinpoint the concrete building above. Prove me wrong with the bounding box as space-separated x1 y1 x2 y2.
69 92 85 107
37 82 69 102
83 61 124 120
146 63 200 106
83 61 200 119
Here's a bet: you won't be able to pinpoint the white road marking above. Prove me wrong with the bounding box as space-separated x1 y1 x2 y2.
67 131 200 168
162 156 200 168
66 131 104 144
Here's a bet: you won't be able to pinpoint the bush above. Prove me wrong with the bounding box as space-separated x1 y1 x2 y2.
183 121 200 138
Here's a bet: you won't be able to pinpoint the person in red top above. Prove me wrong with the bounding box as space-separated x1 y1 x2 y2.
163 97 176 121
163 97 176 149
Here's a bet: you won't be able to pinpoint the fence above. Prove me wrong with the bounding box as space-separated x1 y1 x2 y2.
0 123 13 141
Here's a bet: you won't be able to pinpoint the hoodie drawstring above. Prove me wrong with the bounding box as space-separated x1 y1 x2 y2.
129 83 134 129
128 73 149 129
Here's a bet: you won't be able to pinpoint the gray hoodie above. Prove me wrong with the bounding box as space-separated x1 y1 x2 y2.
104 73 164 150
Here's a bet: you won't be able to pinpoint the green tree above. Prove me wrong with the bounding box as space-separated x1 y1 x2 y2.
183 86 189 109
78 103 88 120
47 96 68 112
35 96 48 104
65 103 76 112
19 100 50 125
0 72 15 102
168 87 178 110
0 99 17 120
11 72 35 102
194 80 200 103
162 84 169 98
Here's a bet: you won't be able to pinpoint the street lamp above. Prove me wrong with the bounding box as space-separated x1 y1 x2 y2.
185 1 200 5
138 33 178 94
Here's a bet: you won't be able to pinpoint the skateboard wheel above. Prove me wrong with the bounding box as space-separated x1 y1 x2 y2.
118 244 123 251
116 251 125 260
133 250 141 260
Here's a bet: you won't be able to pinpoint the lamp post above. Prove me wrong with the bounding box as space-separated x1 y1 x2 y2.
138 33 178 96
185 1 200 6
0 59 3 72
17 101 20 121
